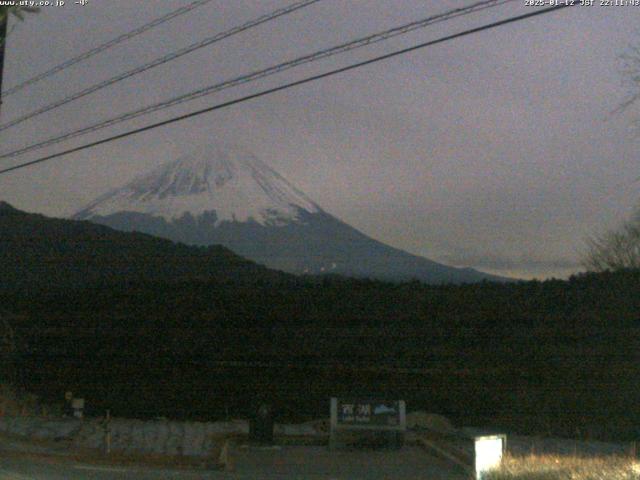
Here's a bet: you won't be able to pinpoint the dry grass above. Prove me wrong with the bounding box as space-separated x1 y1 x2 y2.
485 453 640 480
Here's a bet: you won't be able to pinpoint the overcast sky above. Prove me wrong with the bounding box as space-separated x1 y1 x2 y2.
0 0 639 279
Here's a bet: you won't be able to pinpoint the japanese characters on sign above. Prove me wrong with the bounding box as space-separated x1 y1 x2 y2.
337 399 400 426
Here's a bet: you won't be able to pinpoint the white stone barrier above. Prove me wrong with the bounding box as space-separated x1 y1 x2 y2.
0 415 324 457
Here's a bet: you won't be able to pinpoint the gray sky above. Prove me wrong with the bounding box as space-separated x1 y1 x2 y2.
0 0 639 279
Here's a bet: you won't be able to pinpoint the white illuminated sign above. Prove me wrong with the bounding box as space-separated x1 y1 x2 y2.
475 435 505 480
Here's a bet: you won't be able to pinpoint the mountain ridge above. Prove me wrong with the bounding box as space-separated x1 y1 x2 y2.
75 144 319 227
0 200 290 294
74 144 512 284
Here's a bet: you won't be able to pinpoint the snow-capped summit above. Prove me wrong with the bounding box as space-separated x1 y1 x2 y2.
75 143 319 226
75 144 509 284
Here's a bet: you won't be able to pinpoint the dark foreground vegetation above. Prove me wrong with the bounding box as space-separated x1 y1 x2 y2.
1 203 639 441
2 270 639 442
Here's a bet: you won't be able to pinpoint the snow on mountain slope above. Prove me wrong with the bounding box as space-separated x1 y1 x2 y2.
74 144 511 284
75 144 319 226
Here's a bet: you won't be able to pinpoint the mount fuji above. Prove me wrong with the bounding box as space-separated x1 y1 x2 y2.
74 144 506 284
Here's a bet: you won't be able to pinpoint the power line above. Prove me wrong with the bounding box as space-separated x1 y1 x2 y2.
0 3 577 177
0 0 513 159
2 0 216 97
0 0 322 133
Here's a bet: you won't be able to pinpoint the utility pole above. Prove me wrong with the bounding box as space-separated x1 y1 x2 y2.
0 12 7 117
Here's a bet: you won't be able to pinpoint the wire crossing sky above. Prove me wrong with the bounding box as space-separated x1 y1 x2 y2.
0 0 513 159
2 0 216 97
0 0 637 280
0 0 323 133
0 3 576 177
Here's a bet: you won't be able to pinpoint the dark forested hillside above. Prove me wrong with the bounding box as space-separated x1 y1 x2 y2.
2 202 639 441
0 202 290 293
3 267 640 440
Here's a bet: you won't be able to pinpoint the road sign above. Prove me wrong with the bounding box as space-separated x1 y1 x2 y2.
336 399 402 427
330 397 406 449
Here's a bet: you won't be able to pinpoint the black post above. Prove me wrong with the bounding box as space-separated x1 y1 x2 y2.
0 12 7 116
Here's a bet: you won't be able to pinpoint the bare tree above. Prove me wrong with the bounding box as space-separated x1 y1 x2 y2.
0 6 39 46
583 207 640 272
616 42 640 115
0 6 40 22
585 42 640 271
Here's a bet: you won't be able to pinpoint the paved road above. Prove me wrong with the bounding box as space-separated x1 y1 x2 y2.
0 431 466 479
0 458 218 479
0 444 465 479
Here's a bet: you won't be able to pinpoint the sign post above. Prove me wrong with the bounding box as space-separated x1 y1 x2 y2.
104 410 111 455
330 397 406 450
